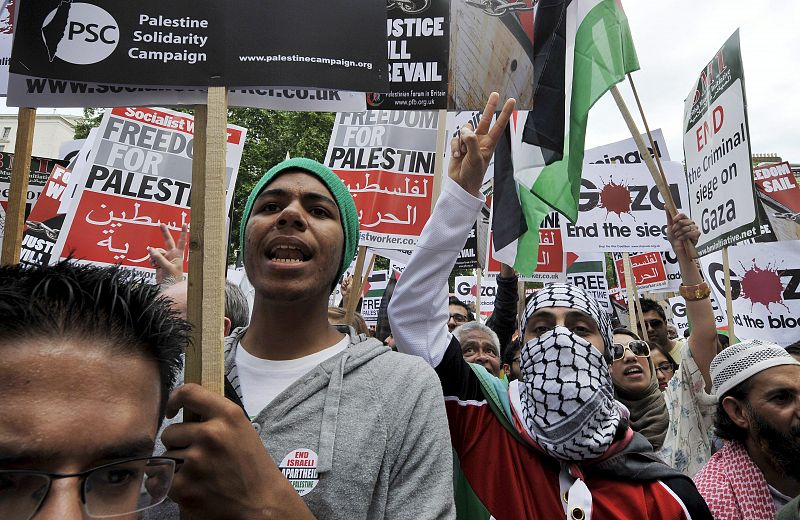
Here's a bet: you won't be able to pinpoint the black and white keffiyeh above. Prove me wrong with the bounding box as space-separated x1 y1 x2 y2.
518 284 620 461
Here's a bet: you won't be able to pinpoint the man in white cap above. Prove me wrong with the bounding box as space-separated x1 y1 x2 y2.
694 339 800 519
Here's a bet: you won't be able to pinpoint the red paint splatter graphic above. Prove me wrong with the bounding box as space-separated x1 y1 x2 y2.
598 179 633 219
739 259 788 311
470 285 477 296
0 1 15 35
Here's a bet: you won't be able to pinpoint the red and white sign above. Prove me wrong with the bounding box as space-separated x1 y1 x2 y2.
614 251 668 291
325 111 440 250
753 161 800 213
53 106 246 282
486 227 564 282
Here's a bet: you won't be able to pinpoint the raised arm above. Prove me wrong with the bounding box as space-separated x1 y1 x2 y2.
389 93 515 367
486 263 519 354
667 212 717 390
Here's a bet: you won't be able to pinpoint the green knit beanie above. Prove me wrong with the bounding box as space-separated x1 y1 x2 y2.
239 158 359 288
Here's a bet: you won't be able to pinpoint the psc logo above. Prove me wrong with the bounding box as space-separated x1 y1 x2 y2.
42 3 118 65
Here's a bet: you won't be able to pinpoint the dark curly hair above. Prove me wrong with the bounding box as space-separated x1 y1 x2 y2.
0 261 189 421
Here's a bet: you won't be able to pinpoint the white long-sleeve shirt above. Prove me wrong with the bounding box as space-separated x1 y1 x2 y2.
388 178 485 367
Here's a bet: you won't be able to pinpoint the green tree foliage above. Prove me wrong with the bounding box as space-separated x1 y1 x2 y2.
74 106 335 262
228 108 334 262
73 108 103 139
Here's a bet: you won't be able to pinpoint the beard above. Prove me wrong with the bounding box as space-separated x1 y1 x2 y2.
749 406 800 481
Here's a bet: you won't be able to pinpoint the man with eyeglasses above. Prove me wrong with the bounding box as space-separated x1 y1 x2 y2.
0 261 187 520
388 97 711 519
448 296 474 331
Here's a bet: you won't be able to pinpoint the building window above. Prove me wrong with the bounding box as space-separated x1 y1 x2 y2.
1 127 9 139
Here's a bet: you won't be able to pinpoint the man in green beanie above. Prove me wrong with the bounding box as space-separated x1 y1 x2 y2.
157 157 456 519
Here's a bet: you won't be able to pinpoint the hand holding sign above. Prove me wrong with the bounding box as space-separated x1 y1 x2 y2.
666 212 699 257
449 92 515 197
162 384 316 520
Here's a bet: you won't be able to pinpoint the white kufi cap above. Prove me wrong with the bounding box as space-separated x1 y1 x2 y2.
710 339 800 397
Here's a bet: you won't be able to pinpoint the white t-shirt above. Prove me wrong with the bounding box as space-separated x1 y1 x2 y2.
235 336 349 419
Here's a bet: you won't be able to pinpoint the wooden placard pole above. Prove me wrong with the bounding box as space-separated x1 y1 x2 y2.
609 85 698 259
474 267 482 321
344 245 368 324
184 87 229 404
430 108 448 208
0 108 36 266
722 246 736 340
632 288 649 342
622 253 639 337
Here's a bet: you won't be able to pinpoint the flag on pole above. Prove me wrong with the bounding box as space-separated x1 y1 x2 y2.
493 0 639 274
492 114 550 275
518 0 639 219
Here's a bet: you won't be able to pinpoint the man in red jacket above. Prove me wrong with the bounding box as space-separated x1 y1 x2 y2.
389 93 712 519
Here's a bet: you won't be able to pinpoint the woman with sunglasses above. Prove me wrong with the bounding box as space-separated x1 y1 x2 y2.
608 328 669 450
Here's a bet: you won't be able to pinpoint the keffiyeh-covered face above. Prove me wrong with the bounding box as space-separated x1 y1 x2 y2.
518 284 620 461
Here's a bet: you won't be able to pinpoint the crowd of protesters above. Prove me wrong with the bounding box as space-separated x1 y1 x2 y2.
3 93 800 519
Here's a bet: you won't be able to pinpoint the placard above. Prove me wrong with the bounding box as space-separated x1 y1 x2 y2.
562 161 689 251
683 30 759 255
325 110 439 250
699 240 800 346
11 0 387 90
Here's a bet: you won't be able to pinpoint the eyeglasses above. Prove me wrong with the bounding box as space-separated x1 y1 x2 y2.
655 362 675 375
0 456 182 520
609 340 651 361
448 313 469 324
644 318 665 330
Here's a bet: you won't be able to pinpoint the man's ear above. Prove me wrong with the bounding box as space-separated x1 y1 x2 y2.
721 396 750 430
502 363 511 375
224 316 232 336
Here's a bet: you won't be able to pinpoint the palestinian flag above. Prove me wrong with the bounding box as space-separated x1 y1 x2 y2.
493 0 639 274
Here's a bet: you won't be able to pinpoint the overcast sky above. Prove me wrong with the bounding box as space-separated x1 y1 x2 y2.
3 1 798 163
584 0 800 164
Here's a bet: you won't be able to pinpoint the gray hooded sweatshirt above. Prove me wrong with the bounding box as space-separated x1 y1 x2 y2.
149 327 455 520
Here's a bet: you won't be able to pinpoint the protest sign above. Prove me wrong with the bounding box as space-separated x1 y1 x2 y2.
0 0 14 96
683 30 759 255
369 0 449 110
485 226 564 282
0 202 5 249
448 0 533 109
485 211 564 282
360 269 389 326
565 252 611 313
562 161 689 251
454 275 498 319
19 163 72 266
0 152 66 216
699 240 800 346
8 75 366 111
668 294 726 336
753 162 800 213
613 251 668 291
660 250 683 291
584 129 671 165
52 106 246 281
325 110 439 250
11 1 387 91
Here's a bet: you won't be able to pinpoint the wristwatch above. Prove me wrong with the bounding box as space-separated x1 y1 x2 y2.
680 281 711 301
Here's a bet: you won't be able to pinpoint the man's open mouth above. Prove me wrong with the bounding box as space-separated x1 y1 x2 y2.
268 244 309 263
